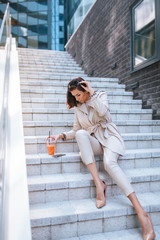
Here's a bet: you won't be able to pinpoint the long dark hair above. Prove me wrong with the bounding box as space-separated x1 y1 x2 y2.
66 77 87 109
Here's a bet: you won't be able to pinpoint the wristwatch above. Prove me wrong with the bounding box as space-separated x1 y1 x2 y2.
61 133 66 140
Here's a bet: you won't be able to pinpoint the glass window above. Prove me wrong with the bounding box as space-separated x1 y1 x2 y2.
10 3 18 14
38 11 47 24
18 36 27 47
37 1 48 11
28 13 38 25
59 26 64 32
0 4 7 14
66 0 96 41
131 0 160 71
59 0 64 5
39 35 47 42
38 25 48 35
59 38 64 44
38 35 48 49
18 2 27 13
28 25 38 36
38 41 48 49
0 35 6 46
59 14 64 21
59 44 64 51
59 5 64 14
28 35 38 48
18 13 27 24
27 2 38 12
135 0 155 65
12 26 18 35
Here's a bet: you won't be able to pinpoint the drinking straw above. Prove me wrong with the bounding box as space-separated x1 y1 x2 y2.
49 131 50 144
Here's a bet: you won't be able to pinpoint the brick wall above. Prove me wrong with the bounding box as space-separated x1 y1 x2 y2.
65 0 160 119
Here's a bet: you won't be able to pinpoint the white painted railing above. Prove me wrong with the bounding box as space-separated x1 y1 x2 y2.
0 3 32 240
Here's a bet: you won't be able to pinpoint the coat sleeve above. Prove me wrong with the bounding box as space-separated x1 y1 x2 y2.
88 91 109 117
63 108 81 140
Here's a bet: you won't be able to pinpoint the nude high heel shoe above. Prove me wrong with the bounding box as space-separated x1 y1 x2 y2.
96 181 107 209
143 215 156 240
143 232 156 240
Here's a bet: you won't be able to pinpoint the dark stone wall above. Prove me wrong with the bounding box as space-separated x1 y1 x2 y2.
65 0 160 119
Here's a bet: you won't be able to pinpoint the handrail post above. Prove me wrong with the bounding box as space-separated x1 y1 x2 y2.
6 5 11 41
6 8 9 37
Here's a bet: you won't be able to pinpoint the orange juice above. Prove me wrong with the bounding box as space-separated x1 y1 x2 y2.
47 144 55 155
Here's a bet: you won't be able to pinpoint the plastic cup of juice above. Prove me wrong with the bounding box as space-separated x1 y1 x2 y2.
46 138 55 155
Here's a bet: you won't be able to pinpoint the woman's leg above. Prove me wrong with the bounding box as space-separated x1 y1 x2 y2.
87 162 106 204
128 193 155 240
103 148 155 239
103 148 134 196
75 130 106 204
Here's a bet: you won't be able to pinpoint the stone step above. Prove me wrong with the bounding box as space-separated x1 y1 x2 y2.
21 89 134 100
61 226 160 240
28 167 160 204
19 48 159 240
22 98 142 109
19 59 78 65
30 192 160 239
19 60 80 67
18 52 74 57
18 56 78 62
20 80 125 89
19 64 82 71
26 148 160 176
24 133 160 154
18 52 74 58
19 57 74 62
20 76 119 83
18 51 73 58
17 48 70 55
22 108 153 121
19 68 85 74
23 120 160 136
20 72 88 79
20 82 125 92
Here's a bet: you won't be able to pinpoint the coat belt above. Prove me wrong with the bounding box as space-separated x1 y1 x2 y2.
86 121 112 138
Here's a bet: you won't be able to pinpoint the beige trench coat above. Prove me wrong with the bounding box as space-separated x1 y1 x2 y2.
64 90 125 156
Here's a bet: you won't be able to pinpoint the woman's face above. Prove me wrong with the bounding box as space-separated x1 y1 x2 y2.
71 89 90 103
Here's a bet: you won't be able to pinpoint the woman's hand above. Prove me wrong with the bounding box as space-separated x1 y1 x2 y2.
45 134 64 143
80 80 94 96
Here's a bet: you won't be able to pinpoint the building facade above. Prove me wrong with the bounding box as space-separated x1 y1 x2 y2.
0 0 65 50
0 0 96 50
65 0 160 119
49 0 64 51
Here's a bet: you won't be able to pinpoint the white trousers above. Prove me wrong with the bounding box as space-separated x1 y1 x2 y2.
76 129 134 197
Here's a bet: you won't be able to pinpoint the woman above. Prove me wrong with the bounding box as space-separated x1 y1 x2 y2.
48 77 155 240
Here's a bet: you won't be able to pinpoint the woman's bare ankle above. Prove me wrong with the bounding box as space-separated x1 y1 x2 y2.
96 181 106 200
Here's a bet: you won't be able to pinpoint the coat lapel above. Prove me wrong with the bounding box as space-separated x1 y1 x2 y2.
78 90 99 122
78 103 88 115
78 103 93 124
88 108 94 122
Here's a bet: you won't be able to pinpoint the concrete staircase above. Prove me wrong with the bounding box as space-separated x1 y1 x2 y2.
18 48 160 240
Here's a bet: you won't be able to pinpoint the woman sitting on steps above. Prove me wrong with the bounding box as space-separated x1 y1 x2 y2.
47 77 155 240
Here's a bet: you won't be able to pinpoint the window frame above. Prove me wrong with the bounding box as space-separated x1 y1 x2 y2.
130 0 160 72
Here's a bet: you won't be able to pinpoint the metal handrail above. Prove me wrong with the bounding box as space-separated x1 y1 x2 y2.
0 3 12 239
0 4 31 240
